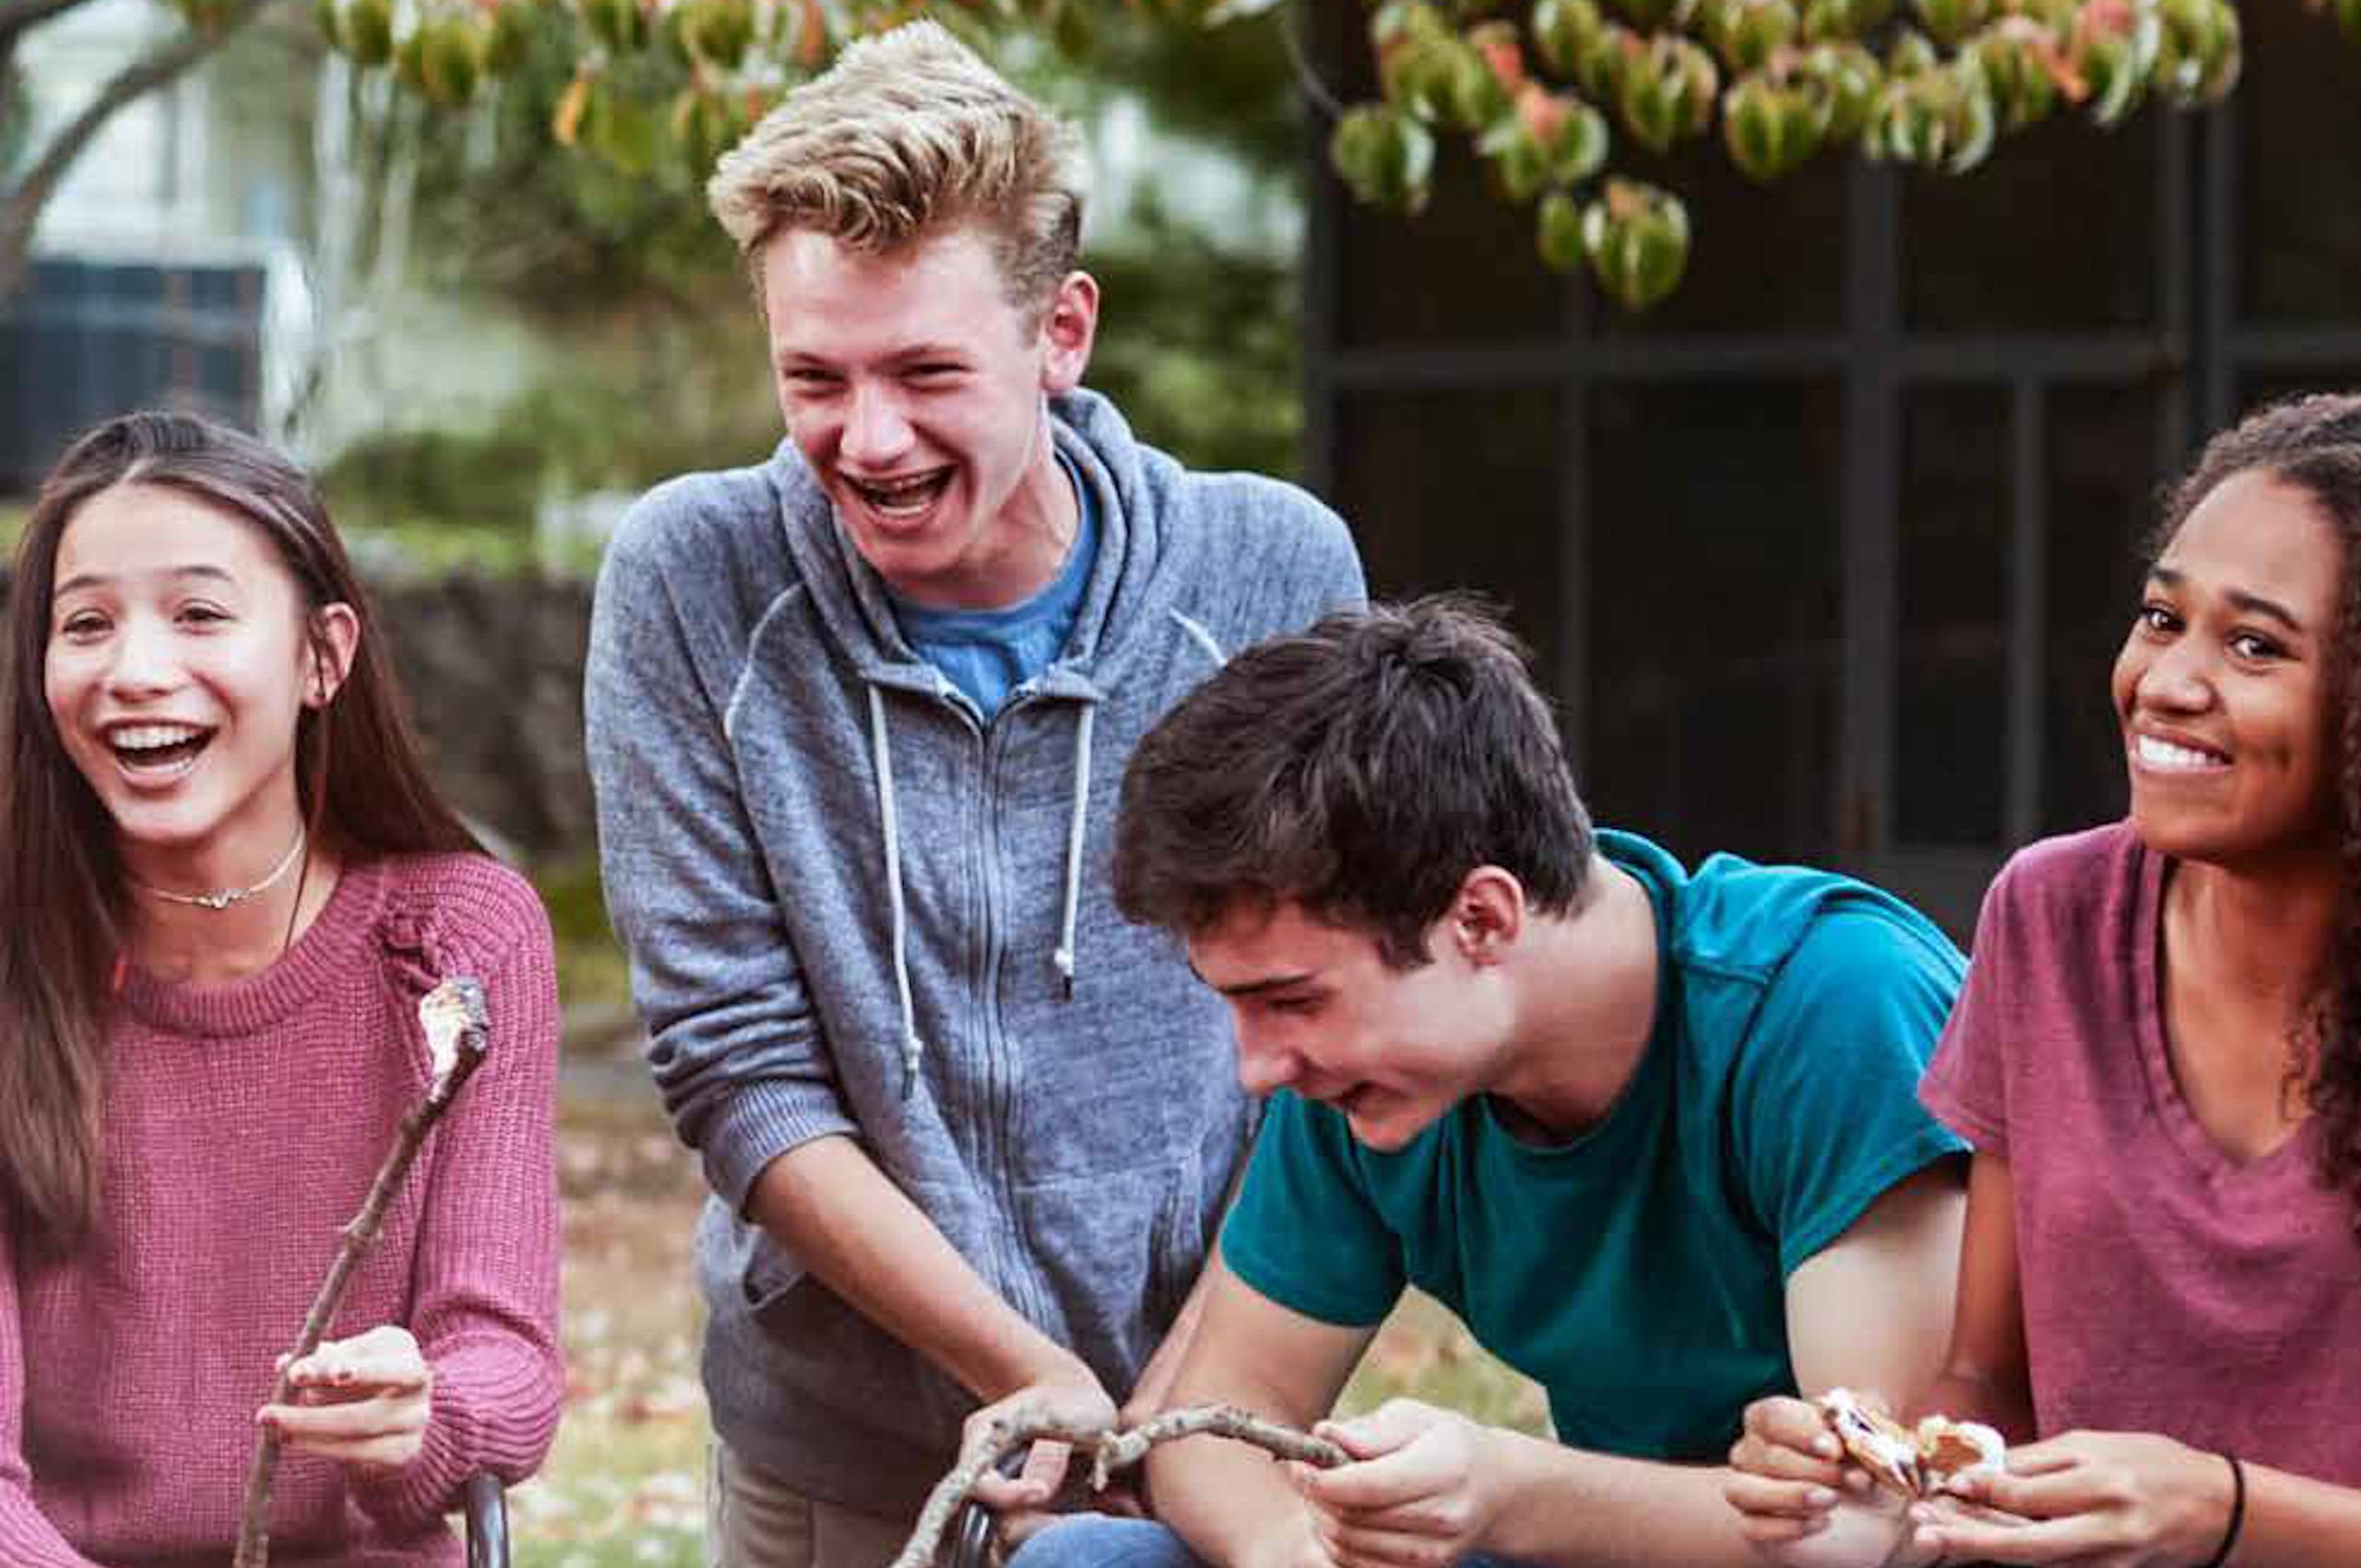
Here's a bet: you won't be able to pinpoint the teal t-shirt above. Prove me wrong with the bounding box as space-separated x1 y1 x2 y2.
1218 830 1968 1462
891 451 1099 719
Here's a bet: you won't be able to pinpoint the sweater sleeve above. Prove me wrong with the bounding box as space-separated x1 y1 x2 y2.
585 496 860 1211
0 1209 107 1568
348 874 564 1531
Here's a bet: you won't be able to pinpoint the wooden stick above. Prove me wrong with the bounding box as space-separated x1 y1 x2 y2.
886 1403 1348 1568
231 978 491 1568
1088 1404 1347 1491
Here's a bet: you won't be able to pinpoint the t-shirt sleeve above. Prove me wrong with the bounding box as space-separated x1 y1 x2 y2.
1218 1091 1405 1328
1916 863 2023 1157
1729 908 1971 1277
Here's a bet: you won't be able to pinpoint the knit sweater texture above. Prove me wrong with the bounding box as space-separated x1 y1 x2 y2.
0 851 564 1567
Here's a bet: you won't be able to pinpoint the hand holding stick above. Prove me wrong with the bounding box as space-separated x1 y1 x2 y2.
231 977 492 1568
888 1403 1347 1568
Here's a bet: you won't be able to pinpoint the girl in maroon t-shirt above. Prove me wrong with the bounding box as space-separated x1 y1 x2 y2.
1726 392 2361 1568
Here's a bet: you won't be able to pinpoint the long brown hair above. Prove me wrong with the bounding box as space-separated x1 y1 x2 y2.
2155 392 2361 1228
0 411 479 1249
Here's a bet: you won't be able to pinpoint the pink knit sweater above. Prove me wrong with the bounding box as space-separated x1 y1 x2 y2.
0 852 564 1567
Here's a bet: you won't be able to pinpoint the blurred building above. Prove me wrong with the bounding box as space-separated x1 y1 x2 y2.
0 0 299 490
1304 0 2361 934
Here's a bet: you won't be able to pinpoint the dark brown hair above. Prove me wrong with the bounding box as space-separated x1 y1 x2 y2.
2155 391 2361 1226
0 410 478 1248
1112 596 1592 968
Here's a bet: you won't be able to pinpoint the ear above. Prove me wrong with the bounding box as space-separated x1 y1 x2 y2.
305 602 361 708
1444 866 1526 966
1036 269 1100 396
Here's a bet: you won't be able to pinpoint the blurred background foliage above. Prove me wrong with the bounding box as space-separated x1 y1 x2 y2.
277 0 1313 563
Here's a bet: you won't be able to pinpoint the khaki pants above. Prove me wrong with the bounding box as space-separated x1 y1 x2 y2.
707 1440 916 1568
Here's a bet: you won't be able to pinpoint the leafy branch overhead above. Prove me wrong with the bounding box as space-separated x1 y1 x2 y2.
135 0 2349 312
1329 0 2246 306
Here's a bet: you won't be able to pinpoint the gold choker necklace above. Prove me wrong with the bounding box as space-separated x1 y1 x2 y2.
130 829 307 911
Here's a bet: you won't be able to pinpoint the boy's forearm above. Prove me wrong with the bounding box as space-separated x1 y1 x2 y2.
1479 1431 1766 1568
1145 1420 1314 1568
747 1135 1087 1403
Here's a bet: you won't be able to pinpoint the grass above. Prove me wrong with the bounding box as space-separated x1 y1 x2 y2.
523 1080 1546 1563
535 857 637 1016
519 1091 708 1567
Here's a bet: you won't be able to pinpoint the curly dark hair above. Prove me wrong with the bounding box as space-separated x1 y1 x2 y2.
2154 391 2361 1228
1112 596 1592 969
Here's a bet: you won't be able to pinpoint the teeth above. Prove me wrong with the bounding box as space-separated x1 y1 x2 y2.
851 469 947 516
110 723 205 752
2137 735 2225 770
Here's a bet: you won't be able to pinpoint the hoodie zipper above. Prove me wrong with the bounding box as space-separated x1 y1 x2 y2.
975 685 1056 1336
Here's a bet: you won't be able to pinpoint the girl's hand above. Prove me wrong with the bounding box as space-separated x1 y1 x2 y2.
258 1324 433 1471
1911 1430 2236 1567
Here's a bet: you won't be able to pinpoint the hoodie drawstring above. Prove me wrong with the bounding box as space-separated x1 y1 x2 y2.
1052 703 1095 1002
869 685 1100 1096
869 685 926 1099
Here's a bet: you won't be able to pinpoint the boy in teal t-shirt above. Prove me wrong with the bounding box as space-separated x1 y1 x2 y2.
1008 600 1967 1568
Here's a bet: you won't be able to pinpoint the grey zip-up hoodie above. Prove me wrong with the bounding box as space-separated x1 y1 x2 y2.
585 389 1366 1515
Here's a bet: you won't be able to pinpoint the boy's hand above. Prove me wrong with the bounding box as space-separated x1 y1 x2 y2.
1287 1398 1499 1568
1727 1393 1875 1546
965 1356 1120 1536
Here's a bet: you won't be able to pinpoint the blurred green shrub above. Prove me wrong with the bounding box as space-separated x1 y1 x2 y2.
531 855 635 1014
321 425 547 534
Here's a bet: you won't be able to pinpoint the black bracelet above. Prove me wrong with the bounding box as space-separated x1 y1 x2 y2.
2196 1452 2246 1568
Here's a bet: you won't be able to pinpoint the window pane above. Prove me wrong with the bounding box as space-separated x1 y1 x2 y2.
2237 2 2361 324
1331 386 1570 693
1586 145 1846 336
1903 116 2159 330
2235 370 2361 415
1896 387 2006 848
1585 382 1842 865
2041 387 2161 837
1335 151 1572 349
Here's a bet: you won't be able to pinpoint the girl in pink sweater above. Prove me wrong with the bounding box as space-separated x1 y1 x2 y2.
0 412 562 1566
1726 394 2361 1566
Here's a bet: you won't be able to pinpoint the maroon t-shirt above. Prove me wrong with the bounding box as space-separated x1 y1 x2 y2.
1920 822 2361 1483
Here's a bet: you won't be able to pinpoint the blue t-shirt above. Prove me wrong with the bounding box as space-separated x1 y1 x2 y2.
891 453 1099 719
1218 829 1967 1462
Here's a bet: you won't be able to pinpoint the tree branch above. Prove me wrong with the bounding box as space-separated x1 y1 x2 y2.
888 1404 1348 1568
231 978 492 1568
0 0 287 302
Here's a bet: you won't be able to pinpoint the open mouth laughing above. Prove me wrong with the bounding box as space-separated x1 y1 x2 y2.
105 720 216 778
844 466 955 521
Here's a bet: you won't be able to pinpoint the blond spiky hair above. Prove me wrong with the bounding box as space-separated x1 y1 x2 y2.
707 20 1088 310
